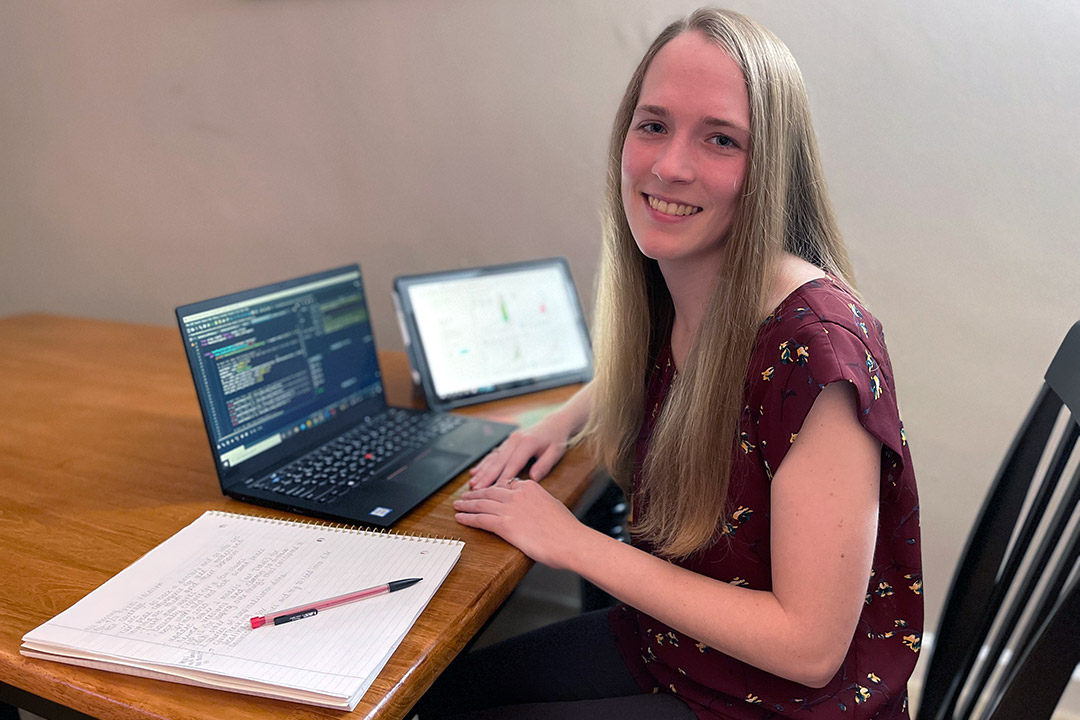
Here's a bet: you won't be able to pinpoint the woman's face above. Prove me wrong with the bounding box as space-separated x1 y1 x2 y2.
621 32 751 272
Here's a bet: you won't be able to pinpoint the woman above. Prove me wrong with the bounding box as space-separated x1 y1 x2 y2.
427 8 922 719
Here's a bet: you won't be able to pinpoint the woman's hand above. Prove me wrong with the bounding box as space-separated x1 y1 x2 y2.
453 478 586 569
467 421 570 489
468 382 594 489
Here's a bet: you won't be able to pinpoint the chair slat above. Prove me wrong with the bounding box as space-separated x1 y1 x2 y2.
956 437 1080 719
982 567 1080 720
920 386 1062 720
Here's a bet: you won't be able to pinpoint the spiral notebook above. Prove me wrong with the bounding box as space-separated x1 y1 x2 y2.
20 511 463 710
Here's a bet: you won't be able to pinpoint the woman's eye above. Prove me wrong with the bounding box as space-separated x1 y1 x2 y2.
639 122 665 134
710 134 737 148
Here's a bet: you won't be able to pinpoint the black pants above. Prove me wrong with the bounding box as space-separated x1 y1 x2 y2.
414 609 696 719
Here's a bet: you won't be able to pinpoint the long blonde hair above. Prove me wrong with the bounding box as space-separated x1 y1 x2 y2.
583 8 855 558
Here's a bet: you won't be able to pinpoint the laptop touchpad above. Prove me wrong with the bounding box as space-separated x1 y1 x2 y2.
388 451 466 488
433 422 501 453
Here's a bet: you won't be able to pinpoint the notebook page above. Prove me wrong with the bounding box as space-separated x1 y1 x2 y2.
22 511 462 705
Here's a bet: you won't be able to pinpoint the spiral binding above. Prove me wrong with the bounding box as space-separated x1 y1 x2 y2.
206 509 463 545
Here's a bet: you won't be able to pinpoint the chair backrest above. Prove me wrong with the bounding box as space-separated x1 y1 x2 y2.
918 321 1080 720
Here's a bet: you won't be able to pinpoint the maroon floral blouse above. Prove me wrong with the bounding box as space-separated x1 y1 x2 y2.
609 275 923 719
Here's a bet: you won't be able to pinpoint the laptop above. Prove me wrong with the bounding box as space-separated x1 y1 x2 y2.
175 264 515 527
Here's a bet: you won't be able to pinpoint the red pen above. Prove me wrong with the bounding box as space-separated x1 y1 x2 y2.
249 577 423 628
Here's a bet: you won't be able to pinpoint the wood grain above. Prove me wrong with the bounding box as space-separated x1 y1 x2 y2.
0 314 595 720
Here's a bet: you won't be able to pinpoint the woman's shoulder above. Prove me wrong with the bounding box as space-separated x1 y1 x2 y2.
762 274 884 350
754 274 896 399
752 275 906 458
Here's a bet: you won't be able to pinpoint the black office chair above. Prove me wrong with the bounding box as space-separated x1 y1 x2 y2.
917 321 1080 720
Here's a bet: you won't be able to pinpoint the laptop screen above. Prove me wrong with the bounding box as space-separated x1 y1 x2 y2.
177 267 382 469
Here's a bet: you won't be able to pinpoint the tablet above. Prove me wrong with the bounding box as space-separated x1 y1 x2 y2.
393 258 593 410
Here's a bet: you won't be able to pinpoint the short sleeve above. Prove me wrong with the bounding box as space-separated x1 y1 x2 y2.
757 319 906 488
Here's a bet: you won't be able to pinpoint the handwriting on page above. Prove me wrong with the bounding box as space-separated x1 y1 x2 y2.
84 533 328 653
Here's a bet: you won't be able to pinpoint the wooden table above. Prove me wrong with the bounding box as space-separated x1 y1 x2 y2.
0 314 598 720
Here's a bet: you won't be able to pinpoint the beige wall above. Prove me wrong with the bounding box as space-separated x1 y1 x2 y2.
3 0 1079 682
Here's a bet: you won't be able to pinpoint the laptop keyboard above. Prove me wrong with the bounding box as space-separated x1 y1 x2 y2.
246 408 466 504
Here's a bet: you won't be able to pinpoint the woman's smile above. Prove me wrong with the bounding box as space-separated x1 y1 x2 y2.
644 193 703 218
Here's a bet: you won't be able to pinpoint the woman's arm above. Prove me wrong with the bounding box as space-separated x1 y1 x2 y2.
468 382 594 488
455 382 879 687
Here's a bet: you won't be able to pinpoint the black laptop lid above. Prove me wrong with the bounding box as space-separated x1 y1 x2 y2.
176 265 386 487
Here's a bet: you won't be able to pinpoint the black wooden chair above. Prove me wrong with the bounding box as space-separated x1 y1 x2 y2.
917 321 1080 720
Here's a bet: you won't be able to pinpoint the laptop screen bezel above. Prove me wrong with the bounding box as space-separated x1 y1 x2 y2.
392 257 593 411
175 264 389 489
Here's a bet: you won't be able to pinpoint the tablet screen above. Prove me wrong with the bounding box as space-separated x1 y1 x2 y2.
394 259 592 409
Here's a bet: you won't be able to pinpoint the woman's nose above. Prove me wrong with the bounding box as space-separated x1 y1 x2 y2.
651 136 695 184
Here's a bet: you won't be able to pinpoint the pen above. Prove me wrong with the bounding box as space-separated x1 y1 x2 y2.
249 577 423 628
